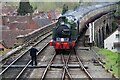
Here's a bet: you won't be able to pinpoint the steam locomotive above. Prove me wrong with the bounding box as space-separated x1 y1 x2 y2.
50 2 117 53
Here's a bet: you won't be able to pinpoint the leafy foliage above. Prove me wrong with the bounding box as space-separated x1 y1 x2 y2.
17 1 34 15
62 4 68 15
74 5 78 11
74 0 81 11
115 2 120 18
112 20 117 31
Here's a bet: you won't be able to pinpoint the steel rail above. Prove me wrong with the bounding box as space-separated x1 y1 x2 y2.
15 42 50 80
76 54 94 80
1 31 52 63
74 48 94 80
61 67 66 80
61 53 72 80
40 53 56 80
91 48 105 66
23 31 52 47
15 61 31 80
61 53 66 80
0 32 52 76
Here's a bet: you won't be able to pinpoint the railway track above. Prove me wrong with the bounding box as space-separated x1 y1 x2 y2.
74 48 94 80
61 53 72 80
1 38 117 79
2 47 118 80
38 51 74 80
28 48 96 80
2 31 52 64
76 46 117 79
28 46 117 79
1 32 52 79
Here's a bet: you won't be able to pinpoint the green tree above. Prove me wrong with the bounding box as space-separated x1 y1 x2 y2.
74 5 78 11
17 0 34 15
34 6 37 10
74 0 81 11
62 4 68 15
115 2 120 18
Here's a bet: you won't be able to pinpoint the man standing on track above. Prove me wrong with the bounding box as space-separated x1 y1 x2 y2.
29 47 38 66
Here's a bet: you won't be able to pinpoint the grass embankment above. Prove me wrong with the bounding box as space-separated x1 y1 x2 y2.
98 49 120 77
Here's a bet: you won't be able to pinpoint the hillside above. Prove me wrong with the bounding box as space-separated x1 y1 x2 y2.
31 2 80 12
2 2 101 13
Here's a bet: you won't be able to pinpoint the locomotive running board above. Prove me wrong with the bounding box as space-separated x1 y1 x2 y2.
3 64 81 68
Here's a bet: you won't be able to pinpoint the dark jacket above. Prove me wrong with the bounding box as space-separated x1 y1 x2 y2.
30 48 38 57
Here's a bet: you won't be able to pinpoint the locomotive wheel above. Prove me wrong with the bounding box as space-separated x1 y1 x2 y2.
55 49 61 54
55 49 71 54
62 50 70 54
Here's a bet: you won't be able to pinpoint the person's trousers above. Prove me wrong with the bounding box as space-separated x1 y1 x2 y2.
31 56 37 66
